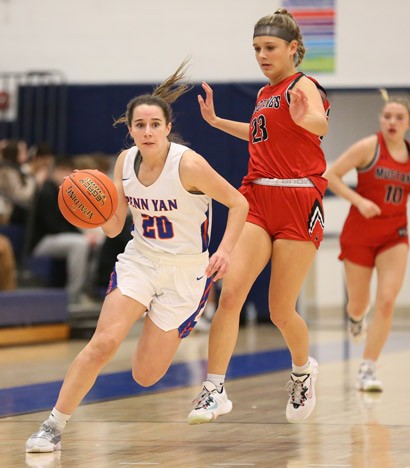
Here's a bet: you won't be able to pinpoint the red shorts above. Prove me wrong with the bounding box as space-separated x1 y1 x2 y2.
339 210 408 267
239 183 324 249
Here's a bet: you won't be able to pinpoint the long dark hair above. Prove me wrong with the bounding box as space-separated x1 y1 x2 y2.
114 59 192 144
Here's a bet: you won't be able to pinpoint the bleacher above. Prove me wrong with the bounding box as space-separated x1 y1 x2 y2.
0 224 70 346
0 288 69 346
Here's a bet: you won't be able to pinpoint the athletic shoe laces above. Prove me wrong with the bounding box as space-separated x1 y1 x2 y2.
286 374 309 409
350 319 365 336
359 365 376 381
192 385 218 410
28 423 61 445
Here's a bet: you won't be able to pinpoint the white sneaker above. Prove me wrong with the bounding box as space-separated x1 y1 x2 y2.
25 451 62 468
356 362 383 392
187 381 233 424
25 423 62 453
286 357 319 423
348 315 368 343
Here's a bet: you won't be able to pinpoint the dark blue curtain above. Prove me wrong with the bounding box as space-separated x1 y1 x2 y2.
18 82 271 319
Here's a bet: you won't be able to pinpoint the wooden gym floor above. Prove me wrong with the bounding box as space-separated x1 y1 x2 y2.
1 320 410 468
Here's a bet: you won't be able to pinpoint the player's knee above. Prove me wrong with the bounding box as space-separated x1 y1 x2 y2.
132 368 163 387
85 334 120 365
269 304 293 328
218 288 244 316
377 295 397 317
347 301 370 319
269 313 290 329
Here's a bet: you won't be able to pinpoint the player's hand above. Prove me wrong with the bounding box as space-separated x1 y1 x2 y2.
198 82 218 127
205 249 230 282
288 88 309 125
356 198 382 218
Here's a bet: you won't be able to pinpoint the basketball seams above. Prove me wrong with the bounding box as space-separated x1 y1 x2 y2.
76 170 117 218
69 174 111 222
58 169 118 229
59 181 105 228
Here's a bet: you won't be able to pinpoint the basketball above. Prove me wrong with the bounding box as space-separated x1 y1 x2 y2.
58 169 118 229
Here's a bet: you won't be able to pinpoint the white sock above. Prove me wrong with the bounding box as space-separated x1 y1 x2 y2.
292 359 310 375
361 359 376 371
47 407 71 432
207 373 225 392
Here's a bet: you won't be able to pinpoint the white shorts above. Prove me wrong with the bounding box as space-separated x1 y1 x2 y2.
106 241 211 338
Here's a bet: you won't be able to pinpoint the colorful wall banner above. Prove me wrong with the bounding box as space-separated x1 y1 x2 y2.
282 0 336 73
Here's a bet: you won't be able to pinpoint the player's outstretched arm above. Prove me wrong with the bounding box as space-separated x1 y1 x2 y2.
198 81 250 141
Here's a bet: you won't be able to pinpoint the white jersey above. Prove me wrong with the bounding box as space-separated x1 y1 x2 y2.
122 143 212 255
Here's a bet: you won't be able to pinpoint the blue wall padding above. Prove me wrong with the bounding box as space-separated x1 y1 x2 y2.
0 289 68 326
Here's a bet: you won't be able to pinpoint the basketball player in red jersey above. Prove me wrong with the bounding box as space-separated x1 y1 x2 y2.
188 8 330 424
325 92 410 392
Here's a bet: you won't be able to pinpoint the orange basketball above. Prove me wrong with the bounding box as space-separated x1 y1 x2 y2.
58 169 118 229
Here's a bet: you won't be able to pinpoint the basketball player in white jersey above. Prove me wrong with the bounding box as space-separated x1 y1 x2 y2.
26 61 248 453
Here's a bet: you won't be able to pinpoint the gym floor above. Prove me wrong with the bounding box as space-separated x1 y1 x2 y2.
1 320 410 467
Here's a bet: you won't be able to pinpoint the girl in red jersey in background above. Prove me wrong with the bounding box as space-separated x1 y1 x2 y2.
325 92 410 392
188 8 330 425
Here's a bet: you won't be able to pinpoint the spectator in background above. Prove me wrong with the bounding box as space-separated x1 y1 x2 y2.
73 152 113 175
0 140 47 226
29 157 99 307
324 92 410 392
25 143 55 180
0 233 16 290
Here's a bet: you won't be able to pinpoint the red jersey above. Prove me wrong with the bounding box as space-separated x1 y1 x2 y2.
242 72 330 197
339 132 410 266
353 131 410 218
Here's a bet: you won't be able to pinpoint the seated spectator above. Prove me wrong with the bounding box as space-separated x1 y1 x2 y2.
25 142 55 180
0 233 17 290
0 140 47 226
29 157 100 307
73 152 114 175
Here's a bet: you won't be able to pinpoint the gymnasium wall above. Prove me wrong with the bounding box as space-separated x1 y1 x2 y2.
0 0 408 87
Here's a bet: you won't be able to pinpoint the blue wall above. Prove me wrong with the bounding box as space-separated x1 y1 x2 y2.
13 82 272 319
64 82 272 319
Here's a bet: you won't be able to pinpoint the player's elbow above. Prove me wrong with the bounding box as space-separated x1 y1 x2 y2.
239 194 249 214
309 114 328 137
